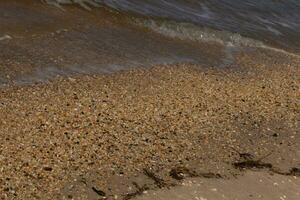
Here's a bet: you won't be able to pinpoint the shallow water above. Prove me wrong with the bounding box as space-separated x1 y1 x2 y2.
48 0 300 53
0 0 299 85
0 1 225 85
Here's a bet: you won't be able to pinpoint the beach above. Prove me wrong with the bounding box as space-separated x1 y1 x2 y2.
1 49 299 199
0 1 299 199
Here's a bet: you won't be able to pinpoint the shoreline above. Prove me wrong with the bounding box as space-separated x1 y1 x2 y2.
0 0 224 86
0 1 299 199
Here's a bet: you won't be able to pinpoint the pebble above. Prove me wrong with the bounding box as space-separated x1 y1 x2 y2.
0 35 12 41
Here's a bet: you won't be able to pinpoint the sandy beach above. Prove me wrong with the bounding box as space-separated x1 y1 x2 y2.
1 49 299 199
0 1 299 199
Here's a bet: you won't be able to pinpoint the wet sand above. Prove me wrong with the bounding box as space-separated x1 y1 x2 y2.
137 171 300 200
0 1 300 200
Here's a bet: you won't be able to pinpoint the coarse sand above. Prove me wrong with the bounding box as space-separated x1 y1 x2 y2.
0 51 299 199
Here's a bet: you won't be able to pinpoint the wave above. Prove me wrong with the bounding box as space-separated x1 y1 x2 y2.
136 19 300 58
43 0 100 10
1 0 299 86
44 0 300 56
137 19 264 47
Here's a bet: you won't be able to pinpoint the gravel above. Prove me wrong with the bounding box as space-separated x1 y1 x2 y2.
0 52 299 199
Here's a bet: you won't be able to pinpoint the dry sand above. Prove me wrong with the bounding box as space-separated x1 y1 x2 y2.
0 49 299 199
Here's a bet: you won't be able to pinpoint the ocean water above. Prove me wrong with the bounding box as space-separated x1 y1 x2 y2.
1 0 299 85
46 0 300 53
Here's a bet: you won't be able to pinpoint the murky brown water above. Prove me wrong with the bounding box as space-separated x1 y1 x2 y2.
0 0 228 85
